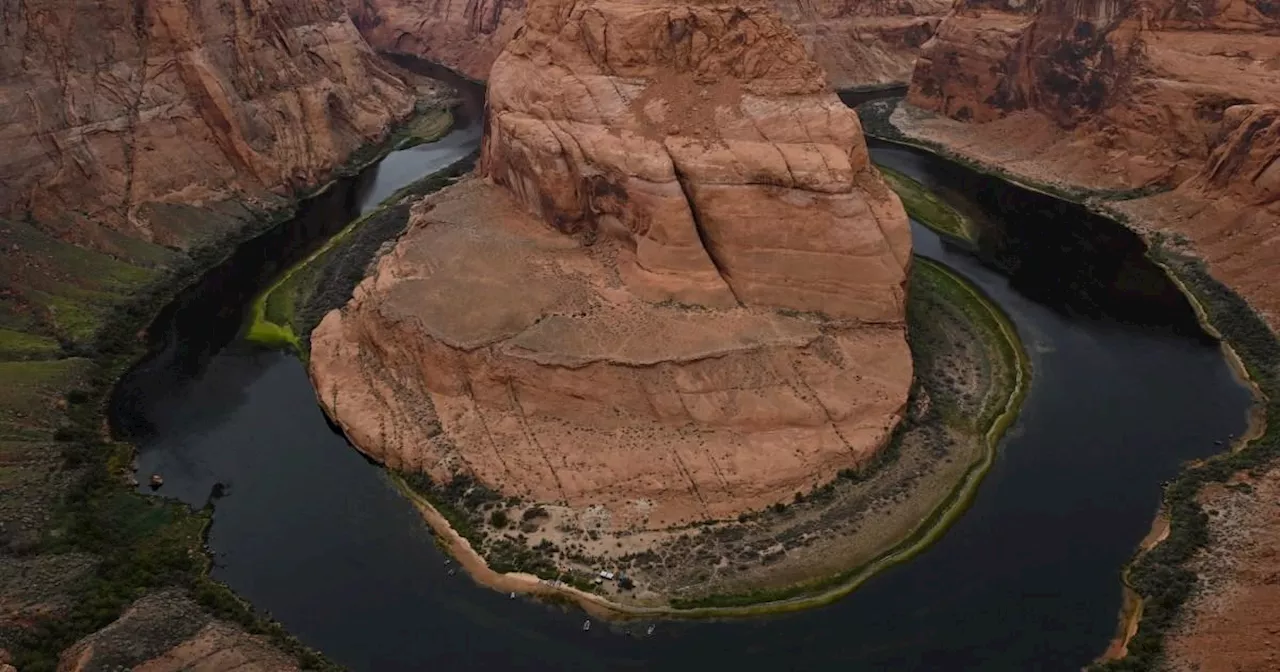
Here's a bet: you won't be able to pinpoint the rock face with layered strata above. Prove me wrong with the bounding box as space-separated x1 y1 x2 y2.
0 0 415 247
897 0 1280 326
349 0 947 87
312 0 913 531
905 0 1280 188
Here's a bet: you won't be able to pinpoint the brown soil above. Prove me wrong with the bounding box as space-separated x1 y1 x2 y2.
1163 467 1280 672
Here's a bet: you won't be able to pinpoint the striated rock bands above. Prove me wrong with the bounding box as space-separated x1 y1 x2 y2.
906 0 1280 187
0 0 415 246
899 0 1280 327
482 0 912 318
312 0 913 531
350 0 948 87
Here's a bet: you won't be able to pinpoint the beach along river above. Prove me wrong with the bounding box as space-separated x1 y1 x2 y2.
108 86 1252 670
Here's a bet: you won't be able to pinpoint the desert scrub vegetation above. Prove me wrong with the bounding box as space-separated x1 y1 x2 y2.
665 256 1027 612
1090 247 1280 672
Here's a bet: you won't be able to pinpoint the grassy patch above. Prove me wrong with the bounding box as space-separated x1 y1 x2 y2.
394 109 454 150
0 328 62 360
246 154 475 354
876 164 977 244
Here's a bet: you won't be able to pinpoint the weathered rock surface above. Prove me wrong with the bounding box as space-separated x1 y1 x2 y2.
897 0 1280 330
348 0 527 81
312 0 913 530
0 0 416 247
1114 104 1280 327
906 0 1280 188
350 0 947 87
57 590 299 672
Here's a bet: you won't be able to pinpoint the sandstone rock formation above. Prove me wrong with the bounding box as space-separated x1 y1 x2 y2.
349 0 947 87
0 0 416 249
312 0 913 531
897 0 1280 327
1113 104 1280 326
905 0 1280 189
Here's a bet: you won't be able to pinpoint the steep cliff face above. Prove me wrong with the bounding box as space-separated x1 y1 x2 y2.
349 0 948 87
905 0 1280 187
347 0 527 81
1114 104 1280 325
0 0 415 247
312 0 913 531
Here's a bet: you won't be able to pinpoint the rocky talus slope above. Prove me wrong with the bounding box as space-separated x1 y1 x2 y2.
1 0 415 250
349 0 948 87
312 0 913 532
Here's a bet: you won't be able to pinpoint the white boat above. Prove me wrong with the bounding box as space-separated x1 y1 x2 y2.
646 625 655 636
509 592 516 599
582 620 591 632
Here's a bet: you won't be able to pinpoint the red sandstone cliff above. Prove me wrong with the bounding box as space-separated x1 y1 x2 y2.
349 0 948 87
312 0 913 532
0 0 416 248
905 0 1280 188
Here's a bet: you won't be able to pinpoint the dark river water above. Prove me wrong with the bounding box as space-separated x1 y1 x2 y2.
109 84 1252 671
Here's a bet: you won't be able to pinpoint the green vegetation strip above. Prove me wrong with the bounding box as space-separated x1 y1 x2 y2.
246 153 473 357
1090 248 1280 672
1 105 460 671
387 256 1030 619
875 163 977 244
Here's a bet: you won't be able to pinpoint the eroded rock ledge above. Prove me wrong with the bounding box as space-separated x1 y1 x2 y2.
312 0 913 533
350 0 948 88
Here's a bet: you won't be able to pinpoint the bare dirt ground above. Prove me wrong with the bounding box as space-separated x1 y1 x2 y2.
1163 467 1280 672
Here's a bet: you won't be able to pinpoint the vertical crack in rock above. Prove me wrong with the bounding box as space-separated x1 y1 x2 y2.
672 161 744 307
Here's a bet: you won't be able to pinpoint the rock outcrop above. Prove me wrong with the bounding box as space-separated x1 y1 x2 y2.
905 0 1280 188
312 0 913 531
0 0 416 248
349 0 948 87
57 590 299 672
1114 104 1280 325
897 0 1280 327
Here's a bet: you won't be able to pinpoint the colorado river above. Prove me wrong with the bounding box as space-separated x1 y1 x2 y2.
109 83 1253 670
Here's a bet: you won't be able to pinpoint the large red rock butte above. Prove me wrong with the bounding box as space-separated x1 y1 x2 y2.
0 0 416 249
311 0 914 531
348 0 949 87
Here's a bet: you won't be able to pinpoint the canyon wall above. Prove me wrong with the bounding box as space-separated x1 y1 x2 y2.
349 0 948 87
899 0 1280 327
312 0 913 531
905 0 1280 188
0 0 416 248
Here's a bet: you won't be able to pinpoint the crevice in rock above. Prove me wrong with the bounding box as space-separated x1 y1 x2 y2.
671 161 743 307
